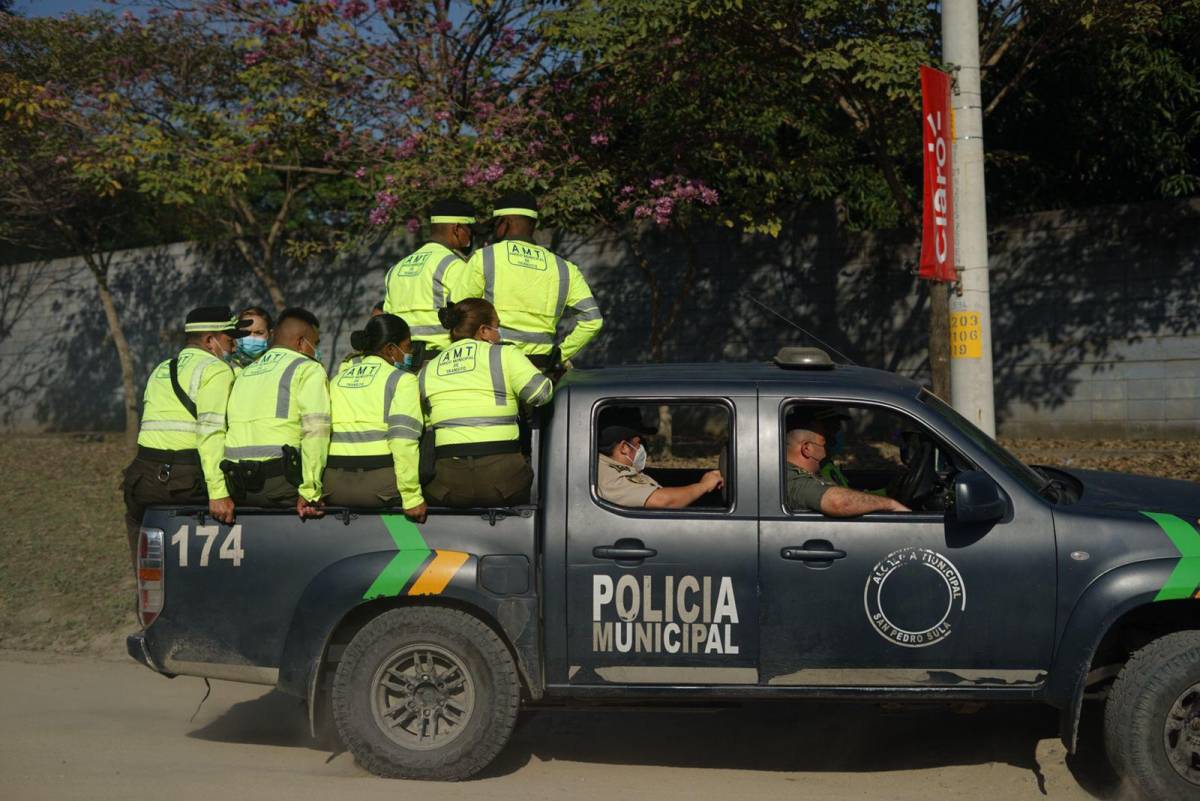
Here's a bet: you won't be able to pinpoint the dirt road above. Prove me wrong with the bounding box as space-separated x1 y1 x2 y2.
0 652 1123 801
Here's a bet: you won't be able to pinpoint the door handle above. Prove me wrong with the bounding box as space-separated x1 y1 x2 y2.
781 546 846 561
594 545 658 560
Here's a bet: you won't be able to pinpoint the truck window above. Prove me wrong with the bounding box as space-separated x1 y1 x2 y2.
781 401 973 515
593 400 732 512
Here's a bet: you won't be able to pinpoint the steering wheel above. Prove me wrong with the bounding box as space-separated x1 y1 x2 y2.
889 432 938 508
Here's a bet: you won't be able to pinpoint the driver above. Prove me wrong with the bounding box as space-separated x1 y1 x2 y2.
785 425 909 516
596 425 723 509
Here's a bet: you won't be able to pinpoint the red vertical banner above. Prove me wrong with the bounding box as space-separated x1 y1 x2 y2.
919 65 956 281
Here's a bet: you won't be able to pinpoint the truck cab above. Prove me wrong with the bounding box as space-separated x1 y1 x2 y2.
129 353 1200 800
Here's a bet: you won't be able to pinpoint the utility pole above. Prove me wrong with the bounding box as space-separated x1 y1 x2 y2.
942 0 996 435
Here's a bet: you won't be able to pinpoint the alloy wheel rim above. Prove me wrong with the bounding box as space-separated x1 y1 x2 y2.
1164 682 1200 785
371 643 476 751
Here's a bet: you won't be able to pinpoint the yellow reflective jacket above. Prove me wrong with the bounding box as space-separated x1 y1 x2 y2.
383 241 472 350
137 346 234 498
329 354 424 508
461 239 603 360
418 340 553 454
224 347 331 502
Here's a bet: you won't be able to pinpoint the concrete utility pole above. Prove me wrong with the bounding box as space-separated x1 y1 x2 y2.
942 0 997 435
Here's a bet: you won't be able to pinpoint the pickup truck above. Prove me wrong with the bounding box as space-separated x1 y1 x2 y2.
128 349 1200 800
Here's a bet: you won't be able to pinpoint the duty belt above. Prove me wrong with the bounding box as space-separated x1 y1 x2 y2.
136 446 200 464
435 439 521 459
326 454 395 471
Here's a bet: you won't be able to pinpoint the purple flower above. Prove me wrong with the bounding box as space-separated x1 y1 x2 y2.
589 132 609 146
243 51 265 67
483 163 505 182
649 178 666 189
434 110 451 122
699 187 719 205
633 205 651 220
354 167 366 179
406 218 421 234
369 207 390 226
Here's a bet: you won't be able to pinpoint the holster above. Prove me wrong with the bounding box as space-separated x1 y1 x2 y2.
281 444 303 488
219 459 249 501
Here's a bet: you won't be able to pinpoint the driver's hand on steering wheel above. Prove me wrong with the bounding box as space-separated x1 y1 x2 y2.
699 470 724 493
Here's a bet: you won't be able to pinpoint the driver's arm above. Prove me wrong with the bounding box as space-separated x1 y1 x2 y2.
645 470 724 509
819 487 909 517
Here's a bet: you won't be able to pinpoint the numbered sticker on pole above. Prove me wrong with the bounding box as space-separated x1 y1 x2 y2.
949 311 983 359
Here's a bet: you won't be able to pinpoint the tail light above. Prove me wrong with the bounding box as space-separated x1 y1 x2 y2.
137 527 164 628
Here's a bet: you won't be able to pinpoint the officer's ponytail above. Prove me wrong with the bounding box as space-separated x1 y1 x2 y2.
350 313 411 355
440 298 497 342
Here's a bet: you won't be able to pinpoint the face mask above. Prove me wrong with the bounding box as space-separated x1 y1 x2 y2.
630 443 647 473
402 351 414 370
237 336 268 357
313 347 324 364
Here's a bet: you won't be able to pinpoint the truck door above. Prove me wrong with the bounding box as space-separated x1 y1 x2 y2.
563 394 760 686
756 396 1057 688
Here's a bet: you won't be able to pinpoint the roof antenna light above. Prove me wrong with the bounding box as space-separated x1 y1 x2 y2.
774 346 835 369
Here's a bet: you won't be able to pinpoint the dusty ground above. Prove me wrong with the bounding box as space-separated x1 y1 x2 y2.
0 652 1124 801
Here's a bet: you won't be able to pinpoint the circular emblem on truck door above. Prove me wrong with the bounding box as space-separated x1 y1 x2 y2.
863 547 966 648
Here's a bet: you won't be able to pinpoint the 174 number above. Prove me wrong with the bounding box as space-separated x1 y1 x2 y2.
170 524 245 568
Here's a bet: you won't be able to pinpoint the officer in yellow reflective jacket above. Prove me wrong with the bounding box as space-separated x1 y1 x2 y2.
419 298 554 507
382 198 478 363
461 191 603 370
223 307 330 518
325 314 426 522
122 306 248 564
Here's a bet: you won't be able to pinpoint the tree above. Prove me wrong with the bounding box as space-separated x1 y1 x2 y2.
0 14 176 444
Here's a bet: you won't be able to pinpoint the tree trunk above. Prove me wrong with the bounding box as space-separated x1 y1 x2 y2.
92 269 138 449
928 280 952 399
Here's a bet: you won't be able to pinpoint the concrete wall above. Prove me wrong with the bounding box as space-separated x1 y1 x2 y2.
1 199 1197 437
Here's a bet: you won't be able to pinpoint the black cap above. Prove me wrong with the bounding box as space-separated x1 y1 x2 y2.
492 190 538 220
598 425 646 451
185 306 250 338
429 197 478 225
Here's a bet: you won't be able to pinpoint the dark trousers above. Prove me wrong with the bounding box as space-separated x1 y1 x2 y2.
240 475 299 508
424 452 533 507
122 457 205 568
324 466 402 507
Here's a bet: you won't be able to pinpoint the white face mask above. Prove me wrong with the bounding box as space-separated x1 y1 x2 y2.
630 443 648 473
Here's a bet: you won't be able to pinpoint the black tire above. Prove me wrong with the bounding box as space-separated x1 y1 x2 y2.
331 606 520 780
1105 630 1200 801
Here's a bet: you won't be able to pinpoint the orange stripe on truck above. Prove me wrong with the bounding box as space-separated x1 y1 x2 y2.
407 550 469 596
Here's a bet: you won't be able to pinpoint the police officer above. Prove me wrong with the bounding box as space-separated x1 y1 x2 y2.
324 314 426 522
382 198 478 364
418 298 553 507
122 306 247 564
596 426 723 509
461 190 603 370
222 307 330 518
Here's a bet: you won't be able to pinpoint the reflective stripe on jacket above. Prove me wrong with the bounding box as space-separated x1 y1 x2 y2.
418 340 553 449
136 346 234 498
329 354 424 507
224 347 331 502
461 240 603 360
383 242 471 350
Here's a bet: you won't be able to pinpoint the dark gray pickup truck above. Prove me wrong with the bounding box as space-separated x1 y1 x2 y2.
128 352 1200 800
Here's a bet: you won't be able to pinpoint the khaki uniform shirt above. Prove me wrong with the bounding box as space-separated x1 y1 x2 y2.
597 453 661 507
786 463 835 512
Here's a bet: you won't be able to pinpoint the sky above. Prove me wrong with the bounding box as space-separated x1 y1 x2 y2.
16 0 116 16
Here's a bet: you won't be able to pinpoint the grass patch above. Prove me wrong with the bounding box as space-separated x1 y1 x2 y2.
0 434 135 653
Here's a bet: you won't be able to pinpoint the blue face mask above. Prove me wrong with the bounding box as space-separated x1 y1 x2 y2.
313 347 324 364
237 336 268 357
402 352 414 370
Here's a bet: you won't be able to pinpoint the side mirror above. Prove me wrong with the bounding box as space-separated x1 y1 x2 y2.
953 470 1008 523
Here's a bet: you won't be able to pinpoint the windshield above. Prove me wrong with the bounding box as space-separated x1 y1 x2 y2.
918 390 1046 494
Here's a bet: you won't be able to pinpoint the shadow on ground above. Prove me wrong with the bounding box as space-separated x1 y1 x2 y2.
187 690 1125 795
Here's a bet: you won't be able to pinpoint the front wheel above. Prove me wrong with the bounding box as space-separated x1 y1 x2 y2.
331 606 521 780
1105 630 1200 801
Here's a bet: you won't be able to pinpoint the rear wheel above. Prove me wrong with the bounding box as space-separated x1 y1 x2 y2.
1105 630 1200 801
331 607 520 780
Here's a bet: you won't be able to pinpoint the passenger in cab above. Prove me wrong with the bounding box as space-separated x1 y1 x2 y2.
324 314 426 522
785 425 909 516
596 426 723 509
419 298 553 507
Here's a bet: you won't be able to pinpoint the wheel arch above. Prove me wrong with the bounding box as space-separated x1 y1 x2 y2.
1050 558 1200 752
